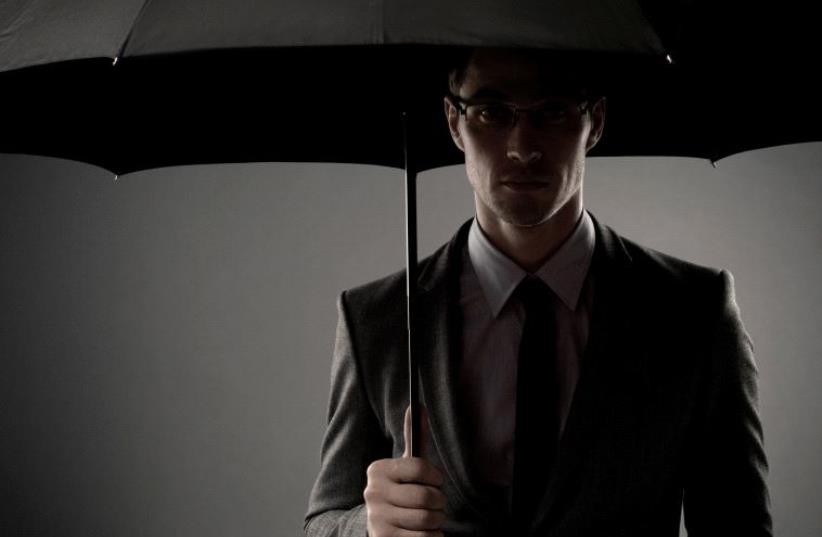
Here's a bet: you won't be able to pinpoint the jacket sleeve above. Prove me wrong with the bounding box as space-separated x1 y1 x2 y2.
682 270 772 536
304 291 391 536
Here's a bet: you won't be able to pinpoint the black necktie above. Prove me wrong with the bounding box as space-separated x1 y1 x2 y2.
511 275 559 533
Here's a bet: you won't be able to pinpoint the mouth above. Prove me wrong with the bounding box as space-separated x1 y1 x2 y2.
501 181 550 192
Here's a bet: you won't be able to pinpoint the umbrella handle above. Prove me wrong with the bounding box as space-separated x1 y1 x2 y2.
403 111 422 458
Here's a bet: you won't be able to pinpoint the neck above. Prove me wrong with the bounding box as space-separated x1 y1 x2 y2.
476 199 583 273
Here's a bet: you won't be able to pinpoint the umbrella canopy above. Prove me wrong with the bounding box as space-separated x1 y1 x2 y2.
0 0 667 71
2 2 819 173
1 0 679 176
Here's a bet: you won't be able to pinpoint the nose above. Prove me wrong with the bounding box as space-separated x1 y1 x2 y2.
505 115 543 164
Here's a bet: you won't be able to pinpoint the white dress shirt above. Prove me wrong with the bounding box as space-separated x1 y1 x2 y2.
458 211 596 494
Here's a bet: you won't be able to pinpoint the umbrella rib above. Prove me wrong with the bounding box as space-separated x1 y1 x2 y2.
115 0 157 61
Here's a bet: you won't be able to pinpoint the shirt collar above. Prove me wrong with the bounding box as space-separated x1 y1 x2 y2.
467 211 596 318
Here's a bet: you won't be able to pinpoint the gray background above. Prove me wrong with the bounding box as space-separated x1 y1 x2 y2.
1 143 820 536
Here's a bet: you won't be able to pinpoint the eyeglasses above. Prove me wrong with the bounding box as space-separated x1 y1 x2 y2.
446 92 593 131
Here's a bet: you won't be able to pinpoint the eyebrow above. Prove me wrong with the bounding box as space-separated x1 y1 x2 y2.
466 87 511 100
464 85 573 102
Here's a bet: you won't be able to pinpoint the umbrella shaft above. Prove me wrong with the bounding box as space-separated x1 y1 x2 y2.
404 111 421 458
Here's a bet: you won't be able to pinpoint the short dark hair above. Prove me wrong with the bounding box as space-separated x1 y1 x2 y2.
445 46 476 96
445 46 607 99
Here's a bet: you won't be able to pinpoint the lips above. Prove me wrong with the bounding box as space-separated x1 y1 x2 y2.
501 181 550 191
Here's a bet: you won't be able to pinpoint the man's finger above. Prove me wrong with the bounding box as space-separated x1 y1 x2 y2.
387 505 448 532
382 482 448 510
382 457 444 488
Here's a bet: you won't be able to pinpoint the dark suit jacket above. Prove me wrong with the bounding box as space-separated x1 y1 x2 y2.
305 215 772 536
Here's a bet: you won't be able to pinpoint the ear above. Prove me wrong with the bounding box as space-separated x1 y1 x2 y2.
444 95 465 152
585 97 606 153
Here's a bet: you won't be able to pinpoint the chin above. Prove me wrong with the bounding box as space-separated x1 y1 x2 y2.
490 192 552 223
497 205 554 228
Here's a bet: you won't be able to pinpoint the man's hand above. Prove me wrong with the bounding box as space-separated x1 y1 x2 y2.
364 405 447 537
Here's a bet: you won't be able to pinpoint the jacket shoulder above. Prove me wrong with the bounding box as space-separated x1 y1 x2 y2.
596 224 739 323
341 221 466 318
342 265 407 319
616 231 724 289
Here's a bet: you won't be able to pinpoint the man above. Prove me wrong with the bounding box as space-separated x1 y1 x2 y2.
304 47 772 536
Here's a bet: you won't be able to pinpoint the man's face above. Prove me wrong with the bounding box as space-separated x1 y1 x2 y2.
444 49 605 229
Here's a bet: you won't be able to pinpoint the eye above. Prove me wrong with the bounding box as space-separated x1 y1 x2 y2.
536 103 569 123
475 103 513 125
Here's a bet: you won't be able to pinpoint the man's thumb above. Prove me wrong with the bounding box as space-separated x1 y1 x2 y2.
402 404 430 458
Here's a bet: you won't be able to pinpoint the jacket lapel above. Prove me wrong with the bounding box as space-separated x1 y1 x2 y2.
415 219 504 526
531 214 641 532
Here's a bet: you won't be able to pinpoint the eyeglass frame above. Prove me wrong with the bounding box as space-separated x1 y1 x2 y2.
445 91 597 130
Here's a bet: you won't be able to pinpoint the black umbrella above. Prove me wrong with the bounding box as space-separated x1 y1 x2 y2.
0 0 680 172
1 0 818 455
3 2 819 168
